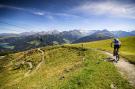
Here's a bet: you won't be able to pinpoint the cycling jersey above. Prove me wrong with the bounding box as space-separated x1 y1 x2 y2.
113 39 121 46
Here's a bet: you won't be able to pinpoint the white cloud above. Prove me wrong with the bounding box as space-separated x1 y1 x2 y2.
33 12 45 16
0 4 47 16
72 1 135 19
0 4 80 19
55 13 80 18
0 4 25 10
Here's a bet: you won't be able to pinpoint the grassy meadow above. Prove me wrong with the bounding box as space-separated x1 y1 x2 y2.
69 36 135 64
0 46 133 89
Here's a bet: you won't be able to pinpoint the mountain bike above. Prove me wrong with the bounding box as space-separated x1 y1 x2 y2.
114 50 119 62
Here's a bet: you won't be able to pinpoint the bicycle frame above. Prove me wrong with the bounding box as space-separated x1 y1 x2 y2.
114 50 119 62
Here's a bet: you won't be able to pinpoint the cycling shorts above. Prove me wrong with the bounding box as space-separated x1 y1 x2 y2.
114 45 120 49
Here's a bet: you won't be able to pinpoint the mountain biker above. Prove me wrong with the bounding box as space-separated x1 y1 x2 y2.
111 38 121 56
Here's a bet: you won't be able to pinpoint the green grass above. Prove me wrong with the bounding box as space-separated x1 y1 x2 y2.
69 36 135 64
0 46 133 89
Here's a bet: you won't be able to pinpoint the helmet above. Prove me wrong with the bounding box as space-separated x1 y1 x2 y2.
114 38 119 41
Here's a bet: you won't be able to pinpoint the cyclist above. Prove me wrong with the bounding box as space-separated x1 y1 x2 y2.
111 38 121 56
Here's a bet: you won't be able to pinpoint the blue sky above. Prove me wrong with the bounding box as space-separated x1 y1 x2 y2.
0 0 135 33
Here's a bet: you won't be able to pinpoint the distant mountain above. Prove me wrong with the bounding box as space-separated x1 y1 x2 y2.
111 31 135 38
131 30 135 35
73 30 114 43
0 33 19 38
0 30 85 54
1 29 135 55
18 30 60 37
36 30 60 35
0 34 67 55
60 30 85 42
79 30 98 36
46 30 60 35
0 30 88 54
19 31 37 36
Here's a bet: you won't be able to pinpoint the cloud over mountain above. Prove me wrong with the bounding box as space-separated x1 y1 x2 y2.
72 1 135 19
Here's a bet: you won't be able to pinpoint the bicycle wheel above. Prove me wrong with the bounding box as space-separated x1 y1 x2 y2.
116 55 119 61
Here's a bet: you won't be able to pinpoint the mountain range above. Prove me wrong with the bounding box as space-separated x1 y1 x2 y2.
73 30 114 43
0 29 135 55
111 30 135 37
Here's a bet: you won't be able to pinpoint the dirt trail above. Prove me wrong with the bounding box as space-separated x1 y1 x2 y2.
24 48 45 77
103 51 135 86
37 48 45 61
34 48 45 71
4 48 45 87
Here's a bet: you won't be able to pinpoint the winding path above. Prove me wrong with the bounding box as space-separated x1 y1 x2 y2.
5 48 45 87
24 48 45 77
103 51 135 86
35 48 45 71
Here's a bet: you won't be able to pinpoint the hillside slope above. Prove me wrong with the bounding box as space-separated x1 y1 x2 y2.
71 36 135 64
0 46 133 89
